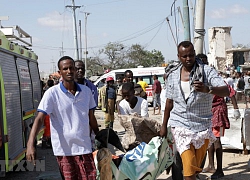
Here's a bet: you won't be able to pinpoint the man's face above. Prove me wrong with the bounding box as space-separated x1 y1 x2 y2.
178 45 196 68
122 89 134 102
125 72 133 82
116 79 122 86
58 59 75 82
107 80 114 86
75 61 85 79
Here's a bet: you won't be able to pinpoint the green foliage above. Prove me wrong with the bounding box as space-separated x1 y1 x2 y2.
86 42 165 76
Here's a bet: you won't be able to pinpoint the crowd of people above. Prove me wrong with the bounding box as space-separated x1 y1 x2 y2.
26 40 248 180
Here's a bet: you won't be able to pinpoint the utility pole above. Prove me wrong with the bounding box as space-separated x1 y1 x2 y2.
79 20 82 61
60 42 65 57
66 0 81 60
51 59 56 73
193 0 206 54
84 12 90 78
183 0 191 41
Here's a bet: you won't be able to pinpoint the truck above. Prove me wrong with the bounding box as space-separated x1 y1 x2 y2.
94 66 166 105
0 25 42 176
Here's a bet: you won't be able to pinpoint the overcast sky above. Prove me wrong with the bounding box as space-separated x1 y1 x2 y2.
0 0 249 74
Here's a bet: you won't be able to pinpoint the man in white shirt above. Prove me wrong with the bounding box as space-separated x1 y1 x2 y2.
26 56 99 180
244 71 250 102
118 82 149 117
225 74 234 89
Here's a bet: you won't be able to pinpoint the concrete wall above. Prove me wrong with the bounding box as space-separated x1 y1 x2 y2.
207 27 232 71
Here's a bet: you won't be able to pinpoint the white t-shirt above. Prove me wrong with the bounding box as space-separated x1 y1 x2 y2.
244 75 250 89
38 82 96 156
225 77 234 88
119 97 149 117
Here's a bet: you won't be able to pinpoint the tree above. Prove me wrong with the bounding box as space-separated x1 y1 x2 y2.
127 44 165 67
100 42 128 69
144 49 165 67
86 42 166 77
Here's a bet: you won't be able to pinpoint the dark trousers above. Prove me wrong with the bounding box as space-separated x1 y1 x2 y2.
171 144 207 179
172 144 183 180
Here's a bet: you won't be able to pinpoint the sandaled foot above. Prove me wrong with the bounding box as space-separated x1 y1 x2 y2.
202 167 216 173
210 171 224 179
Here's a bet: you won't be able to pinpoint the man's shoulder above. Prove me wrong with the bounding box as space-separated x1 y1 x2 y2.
85 79 97 90
137 96 147 102
119 99 127 106
78 83 92 93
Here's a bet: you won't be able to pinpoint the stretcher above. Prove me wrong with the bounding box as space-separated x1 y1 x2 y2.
94 126 173 180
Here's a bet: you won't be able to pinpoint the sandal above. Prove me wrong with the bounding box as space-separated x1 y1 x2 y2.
210 172 224 179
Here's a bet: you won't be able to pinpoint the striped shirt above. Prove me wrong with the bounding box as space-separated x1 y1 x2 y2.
166 65 226 133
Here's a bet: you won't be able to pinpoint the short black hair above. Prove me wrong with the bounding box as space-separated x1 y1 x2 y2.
75 60 84 65
124 70 133 77
177 41 194 52
58 56 74 70
122 82 134 92
47 79 54 87
196 53 207 59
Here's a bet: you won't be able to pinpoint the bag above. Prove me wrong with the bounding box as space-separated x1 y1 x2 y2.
119 136 173 180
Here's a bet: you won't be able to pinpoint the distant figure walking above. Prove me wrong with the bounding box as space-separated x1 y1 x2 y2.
152 74 161 115
98 76 116 128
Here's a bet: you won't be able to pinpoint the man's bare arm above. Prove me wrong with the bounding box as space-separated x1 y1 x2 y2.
89 109 99 135
160 98 173 137
26 112 46 162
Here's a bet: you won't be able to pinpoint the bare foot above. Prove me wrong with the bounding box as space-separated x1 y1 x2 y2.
202 167 216 173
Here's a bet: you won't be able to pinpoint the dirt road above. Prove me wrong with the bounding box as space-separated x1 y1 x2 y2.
2 107 250 180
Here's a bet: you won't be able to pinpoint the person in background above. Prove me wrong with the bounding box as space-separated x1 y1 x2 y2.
116 70 146 114
237 65 241 73
137 76 148 100
160 73 167 122
199 52 241 179
98 77 116 128
98 78 106 89
26 56 99 180
196 53 208 65
225 74 234 89
160 41 229 180
236 72 245 91
75 60 98 108
235 72 245 101
116 76 123 91
41 79 54 149
202 83 240 179
152 74 161 115
244 71 250 102
119 82 149 117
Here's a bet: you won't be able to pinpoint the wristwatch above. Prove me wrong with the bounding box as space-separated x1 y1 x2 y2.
208 86 213 94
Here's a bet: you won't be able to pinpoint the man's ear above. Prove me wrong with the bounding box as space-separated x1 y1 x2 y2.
58 70 61 76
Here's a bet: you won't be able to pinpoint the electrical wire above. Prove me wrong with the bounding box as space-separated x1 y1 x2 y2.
144 20 166 48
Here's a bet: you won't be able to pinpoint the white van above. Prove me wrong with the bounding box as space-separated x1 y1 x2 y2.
93 66 166 104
